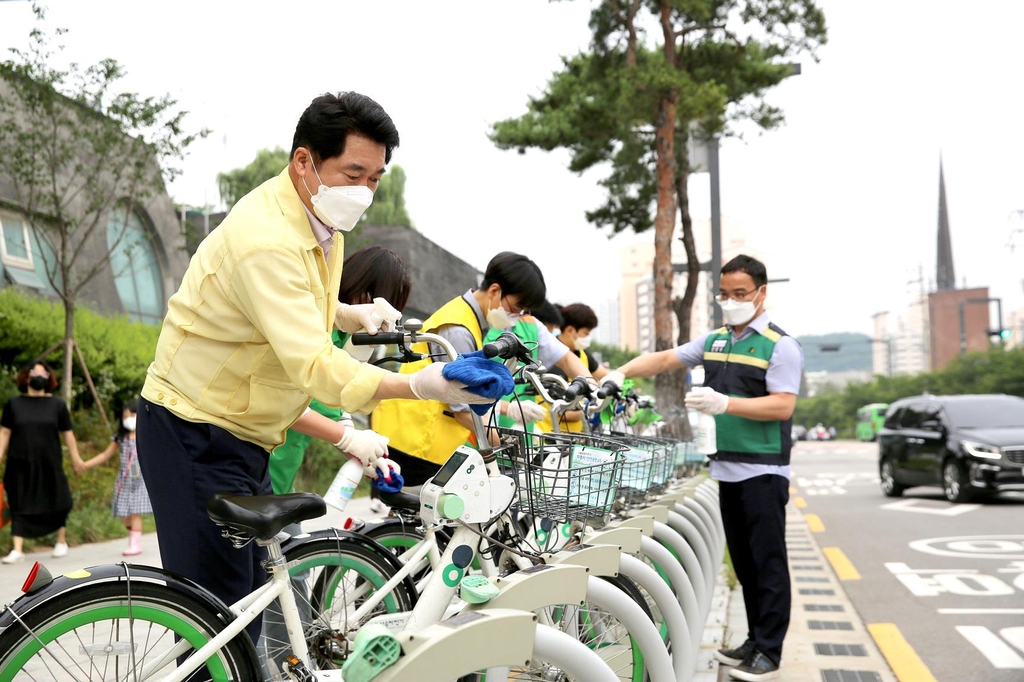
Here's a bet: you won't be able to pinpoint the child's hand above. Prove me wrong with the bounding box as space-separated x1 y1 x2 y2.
72 459 87 474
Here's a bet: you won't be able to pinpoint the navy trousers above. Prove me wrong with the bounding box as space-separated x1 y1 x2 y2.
136 398 272 651
718 473 791 665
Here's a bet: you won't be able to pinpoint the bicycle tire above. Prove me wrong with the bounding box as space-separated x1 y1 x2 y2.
274 536 417 671
0 580 259 682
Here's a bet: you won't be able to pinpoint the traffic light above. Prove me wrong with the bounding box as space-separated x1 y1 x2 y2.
988 328 1012 342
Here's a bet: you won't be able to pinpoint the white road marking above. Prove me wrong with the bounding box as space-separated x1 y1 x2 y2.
910 535 1024 560
939 609 1024 615
956 626 1024 668
881 499 981 516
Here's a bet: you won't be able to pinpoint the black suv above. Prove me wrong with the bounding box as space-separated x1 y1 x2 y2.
878 393 1024 503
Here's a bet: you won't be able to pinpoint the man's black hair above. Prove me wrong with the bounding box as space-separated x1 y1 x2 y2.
721 254 767 288
291 92 400 164
479 252 546 312
532 301 563 328
559 303 598 331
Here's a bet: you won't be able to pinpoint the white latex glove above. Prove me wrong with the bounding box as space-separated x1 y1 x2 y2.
408 362 492 404
335 303 379 334
365 457 401 481
506 400 547 424
334 427 390 467
684 387 730 415
600 370 626 392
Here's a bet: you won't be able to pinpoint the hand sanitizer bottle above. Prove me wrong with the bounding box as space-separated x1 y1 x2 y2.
689 387 718 455
324 458 364 512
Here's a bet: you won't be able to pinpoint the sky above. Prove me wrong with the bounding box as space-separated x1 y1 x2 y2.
2 0 1023 339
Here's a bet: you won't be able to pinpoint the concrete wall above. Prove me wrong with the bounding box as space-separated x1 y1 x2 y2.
0 75 190 322
354 224 482 321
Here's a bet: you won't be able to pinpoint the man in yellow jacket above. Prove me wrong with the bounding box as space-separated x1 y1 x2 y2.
137 92 485 648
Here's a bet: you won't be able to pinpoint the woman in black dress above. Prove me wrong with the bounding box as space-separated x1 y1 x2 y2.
0 360 85 563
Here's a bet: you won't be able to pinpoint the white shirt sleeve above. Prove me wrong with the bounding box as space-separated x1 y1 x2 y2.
536 320 570 369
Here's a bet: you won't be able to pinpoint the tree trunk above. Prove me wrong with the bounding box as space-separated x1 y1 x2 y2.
652 91 681 424
62 304 74 403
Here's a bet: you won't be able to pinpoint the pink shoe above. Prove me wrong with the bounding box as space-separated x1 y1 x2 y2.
123 530 142 556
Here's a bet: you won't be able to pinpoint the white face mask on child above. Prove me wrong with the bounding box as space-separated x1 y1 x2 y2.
122 416 137 431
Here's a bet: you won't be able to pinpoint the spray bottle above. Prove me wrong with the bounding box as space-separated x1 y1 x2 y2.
323 457 365 512
689 386 719 456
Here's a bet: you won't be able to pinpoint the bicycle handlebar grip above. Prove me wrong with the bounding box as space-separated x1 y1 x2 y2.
351 332 406 346
563 376 592 403
482 331 525 360
596 381 621 400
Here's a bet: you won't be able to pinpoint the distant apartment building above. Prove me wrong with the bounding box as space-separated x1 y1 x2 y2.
871 295 930 376
618 217 746 352
592 297 620 347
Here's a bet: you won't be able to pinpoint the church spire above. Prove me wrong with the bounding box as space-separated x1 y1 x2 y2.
936 156 955 291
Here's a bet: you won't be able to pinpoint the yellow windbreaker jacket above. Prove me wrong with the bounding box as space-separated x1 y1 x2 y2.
142 168 387 451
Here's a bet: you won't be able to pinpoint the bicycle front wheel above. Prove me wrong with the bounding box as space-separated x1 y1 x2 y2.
0 580 259 681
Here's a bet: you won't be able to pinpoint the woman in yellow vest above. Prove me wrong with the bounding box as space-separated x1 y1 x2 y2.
535 302 609 433
372 253 593 485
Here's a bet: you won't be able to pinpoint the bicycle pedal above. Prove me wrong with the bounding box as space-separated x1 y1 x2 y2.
341 623 402 682
282 654 315 682
459 574 500 604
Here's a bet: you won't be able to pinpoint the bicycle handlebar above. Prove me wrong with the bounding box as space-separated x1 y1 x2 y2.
351 331 406 346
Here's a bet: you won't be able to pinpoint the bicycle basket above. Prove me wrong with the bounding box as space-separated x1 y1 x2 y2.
604 432 672 504
495 428 627 522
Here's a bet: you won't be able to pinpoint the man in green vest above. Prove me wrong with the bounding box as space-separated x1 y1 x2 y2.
606 254 802 681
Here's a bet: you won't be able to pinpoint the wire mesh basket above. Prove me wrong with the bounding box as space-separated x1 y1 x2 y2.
495 428 627 522
603 432 673 504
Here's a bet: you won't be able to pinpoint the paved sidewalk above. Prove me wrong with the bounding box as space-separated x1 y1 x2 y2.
710 502 897 682
0 496 386 606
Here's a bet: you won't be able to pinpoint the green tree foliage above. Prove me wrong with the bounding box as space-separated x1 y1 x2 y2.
794 346 1024 437
364 165 413 228
0 4 205 400
0 287 159 414
216 147 290 209
490 0 826 432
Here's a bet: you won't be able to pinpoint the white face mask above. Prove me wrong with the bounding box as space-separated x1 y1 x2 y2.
574 334 592 351
718 287 764 326
122 416 137 432
487 304 514 331
302 158 373 232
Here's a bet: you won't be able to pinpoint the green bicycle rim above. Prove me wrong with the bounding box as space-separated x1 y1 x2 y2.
291 555 402 614
0 604 231 682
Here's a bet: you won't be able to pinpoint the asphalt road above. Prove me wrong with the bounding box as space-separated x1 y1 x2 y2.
792 439 1024 682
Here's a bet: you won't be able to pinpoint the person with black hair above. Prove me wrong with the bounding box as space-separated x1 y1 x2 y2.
606 254 802 681
373 252 592 484
535 302 609 433
82 400 151 556
136 92 486 651
531 300 563 334
0 360 85 564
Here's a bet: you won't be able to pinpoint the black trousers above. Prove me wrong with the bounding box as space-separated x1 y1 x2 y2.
718 473 791 665
136 398 272 651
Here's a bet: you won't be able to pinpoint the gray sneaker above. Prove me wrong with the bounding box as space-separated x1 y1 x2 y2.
714 639 755 666
729 650 780 681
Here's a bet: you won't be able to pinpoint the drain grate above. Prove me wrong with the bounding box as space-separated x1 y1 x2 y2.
815 643 868 657
805 604 845 612
795 577 830 583
800 588 836 595
821 670 882 682
809 620 855 631
793 565 824 570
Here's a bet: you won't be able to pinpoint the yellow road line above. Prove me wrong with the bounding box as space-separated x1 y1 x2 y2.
867 622 938 682
789 486 797 495
822 546 861 580
793 497 807 508
804 513 825 532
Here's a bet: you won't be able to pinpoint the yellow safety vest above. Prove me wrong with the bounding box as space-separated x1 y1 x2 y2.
371 296 483 464
534 348 588 434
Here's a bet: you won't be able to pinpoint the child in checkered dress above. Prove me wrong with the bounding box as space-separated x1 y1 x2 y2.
83 400 151 556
